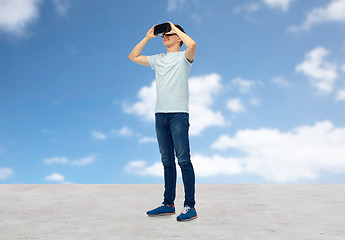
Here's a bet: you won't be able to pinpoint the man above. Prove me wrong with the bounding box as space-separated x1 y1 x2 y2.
128 21 197 221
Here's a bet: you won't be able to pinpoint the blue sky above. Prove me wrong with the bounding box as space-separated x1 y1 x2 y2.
1 0 345 184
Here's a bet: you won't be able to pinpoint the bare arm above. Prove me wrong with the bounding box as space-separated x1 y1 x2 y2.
128 26 157 66
167 21 197 63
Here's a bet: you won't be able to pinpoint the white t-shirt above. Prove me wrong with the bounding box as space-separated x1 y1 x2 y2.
147 51 192 113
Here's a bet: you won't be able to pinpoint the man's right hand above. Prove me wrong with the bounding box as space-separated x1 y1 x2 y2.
145 25 157 40
128 26 156 67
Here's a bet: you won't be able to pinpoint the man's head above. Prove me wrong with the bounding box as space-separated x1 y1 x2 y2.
162 24 185 48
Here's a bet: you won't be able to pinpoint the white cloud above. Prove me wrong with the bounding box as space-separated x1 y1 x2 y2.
211 121 345 182
128 118 345 182
92 126 154 144
139 137 157 144
0 0 41 36
189 74 226 135
235 0 292 15
192 154 243 177
263 0 293 11
0 168 13 180
70 155 94 166
110 126 134 138
126 121 345 182
336 89 345 101
234 3 261 13
125 73 226 135
272 76 290 87
296 47 337 93
45 172 64 182
123 81 156 122
44 157 69 164
289 0 345 32
125 160 163 177
167 0 185 12
226 98 246 113
231 77 256 93
250 99 260 106
51 0 70 15
43 155 94 166
211 135 234 151
118 126 133 137
91 130 107 141
342 63 345 71
124 154 243 178
91 126 138 140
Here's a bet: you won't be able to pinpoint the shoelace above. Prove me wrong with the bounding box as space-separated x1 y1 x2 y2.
181 206 191 214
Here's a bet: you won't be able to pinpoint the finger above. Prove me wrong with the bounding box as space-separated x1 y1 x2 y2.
167 21 175 29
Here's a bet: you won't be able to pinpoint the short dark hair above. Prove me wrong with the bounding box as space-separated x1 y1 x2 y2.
174 24 185 47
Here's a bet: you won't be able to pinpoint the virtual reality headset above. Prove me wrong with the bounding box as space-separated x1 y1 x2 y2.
154 23 171 36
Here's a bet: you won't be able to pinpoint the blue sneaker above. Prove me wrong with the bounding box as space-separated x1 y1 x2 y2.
177 206 198 221
147 203 175 216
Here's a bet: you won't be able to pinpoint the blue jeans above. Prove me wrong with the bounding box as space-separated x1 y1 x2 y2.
155 113 196 208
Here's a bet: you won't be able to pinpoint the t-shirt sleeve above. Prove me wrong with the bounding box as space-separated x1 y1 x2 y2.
184 52 193 67
147 54 158 70
183 52 192 72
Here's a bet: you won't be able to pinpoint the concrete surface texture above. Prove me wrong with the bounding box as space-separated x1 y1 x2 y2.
0 184 344 240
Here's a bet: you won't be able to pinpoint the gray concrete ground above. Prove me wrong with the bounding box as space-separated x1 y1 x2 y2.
0 184 344 240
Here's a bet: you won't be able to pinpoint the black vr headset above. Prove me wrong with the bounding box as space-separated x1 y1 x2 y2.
154 23 171 36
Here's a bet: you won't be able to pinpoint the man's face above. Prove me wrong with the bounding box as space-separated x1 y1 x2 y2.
162 34 180 47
